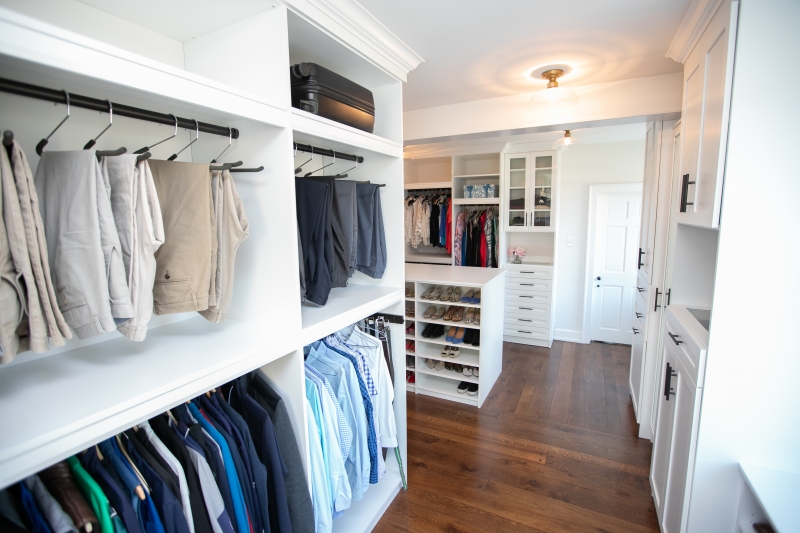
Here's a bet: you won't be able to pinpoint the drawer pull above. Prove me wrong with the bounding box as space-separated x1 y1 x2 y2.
664 363 678 401
632 328 639 334
520 283 535 286
519 307 533 310
668 332 683 345
518 319 532 322
635 312 643 319
521 271 536 274
637 287 645 293
519 295 533 298
518 330 532 334
654 288 662 312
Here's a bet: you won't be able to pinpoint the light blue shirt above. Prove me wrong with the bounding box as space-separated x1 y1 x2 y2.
304 395 331 533
308 343 371 497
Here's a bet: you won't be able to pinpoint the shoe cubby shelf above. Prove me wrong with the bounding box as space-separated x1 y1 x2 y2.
405 264 506 408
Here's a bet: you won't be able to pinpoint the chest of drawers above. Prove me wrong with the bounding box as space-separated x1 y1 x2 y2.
503 263 554 347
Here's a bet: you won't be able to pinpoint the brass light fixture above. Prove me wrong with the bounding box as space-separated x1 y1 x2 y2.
552 129 583 150
529 68 580 109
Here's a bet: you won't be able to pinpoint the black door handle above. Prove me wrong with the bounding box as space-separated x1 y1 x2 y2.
680 174 696 213
596 276 601 281
638 248 645 269
654 288 662 312
664 363 678 401
668 332 683 345
666 288 671 305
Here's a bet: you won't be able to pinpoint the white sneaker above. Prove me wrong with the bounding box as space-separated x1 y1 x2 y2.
473 367 479 377
462 367 473 377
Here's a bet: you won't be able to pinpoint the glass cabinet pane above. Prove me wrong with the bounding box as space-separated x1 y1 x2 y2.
509 157 526 170
508 210 525 227
535 155 552 168
535 169 551 187
533 210 550 226
534 186 551 209
510 170 526 188
509 188 525 210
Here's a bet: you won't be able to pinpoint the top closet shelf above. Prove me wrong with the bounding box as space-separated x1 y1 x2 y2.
452 173 500 178
300 284 403 346
0 8 289 129
0 316 296 490
404 182 452 190
291 108 402 158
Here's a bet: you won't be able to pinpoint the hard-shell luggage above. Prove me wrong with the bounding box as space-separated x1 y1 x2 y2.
290 62 375 133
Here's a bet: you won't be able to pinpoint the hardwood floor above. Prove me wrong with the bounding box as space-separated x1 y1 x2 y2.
375 341 659 533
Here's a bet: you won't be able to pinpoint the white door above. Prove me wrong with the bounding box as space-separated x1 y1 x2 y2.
590 190 642 343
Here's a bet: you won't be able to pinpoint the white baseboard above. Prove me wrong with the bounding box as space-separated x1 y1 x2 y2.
553 328 585 343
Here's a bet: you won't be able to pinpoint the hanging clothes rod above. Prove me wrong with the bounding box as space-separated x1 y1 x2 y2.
294 142 364 163
0 78 240 139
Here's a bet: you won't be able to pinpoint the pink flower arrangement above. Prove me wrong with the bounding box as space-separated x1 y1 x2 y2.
507 246 526 257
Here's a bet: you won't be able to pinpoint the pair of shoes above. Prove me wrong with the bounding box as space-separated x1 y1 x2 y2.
434 360 445 371
425 307 445 320
405 288 415 298
406 355 415 368
473 309 480 325
462 366 479 377
460 290 481 304
438 286 454 301
457 382 479 395
449 287 462 302
425 358 436 369
405 307 415 318
406 371 415 384
446 326 466 343
406 324 415 335
423 306 435 319
441 346 460 358
463 328 480 346
422 324 445 339
443 306 463 321
406 341 415 353
421 285 444 300
464 308 476 323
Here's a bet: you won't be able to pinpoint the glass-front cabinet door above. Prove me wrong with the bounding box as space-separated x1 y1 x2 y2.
532 153 553 228
505 154 529 230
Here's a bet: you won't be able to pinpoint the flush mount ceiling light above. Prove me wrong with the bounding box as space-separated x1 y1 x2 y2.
529 68 580 109
552 130 583 150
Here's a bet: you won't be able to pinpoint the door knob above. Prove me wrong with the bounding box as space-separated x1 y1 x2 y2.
596 277 601 280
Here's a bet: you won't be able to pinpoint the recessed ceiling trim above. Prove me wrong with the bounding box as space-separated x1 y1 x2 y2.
402 112 682 146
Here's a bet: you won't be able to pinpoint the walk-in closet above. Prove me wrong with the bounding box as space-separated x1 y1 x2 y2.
1 1 799 533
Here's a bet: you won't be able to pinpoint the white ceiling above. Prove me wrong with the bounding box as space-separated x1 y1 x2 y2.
78 0 274 42
403 123 646 159
357 0 691 111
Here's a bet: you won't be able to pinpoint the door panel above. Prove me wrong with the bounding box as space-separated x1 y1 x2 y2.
591 190 642 344
629 316 646 419
650 345 677 520
677 62 702 226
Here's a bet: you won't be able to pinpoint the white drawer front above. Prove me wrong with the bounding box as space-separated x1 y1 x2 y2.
635 280 648 303
505 303 550 317
635 291 648 319
665 314 704 387
505 314 550 330
506 290 552 306
504 325 550 340
507 279 552 293
506 265 553 279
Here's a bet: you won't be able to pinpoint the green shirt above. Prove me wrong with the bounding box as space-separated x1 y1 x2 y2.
66 455 114 533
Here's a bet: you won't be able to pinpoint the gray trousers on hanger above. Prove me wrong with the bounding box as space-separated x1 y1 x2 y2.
35 151 134 340
105 155 165 341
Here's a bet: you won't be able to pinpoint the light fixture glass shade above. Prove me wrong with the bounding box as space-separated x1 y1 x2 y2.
528 86 580 110
552 130 583 149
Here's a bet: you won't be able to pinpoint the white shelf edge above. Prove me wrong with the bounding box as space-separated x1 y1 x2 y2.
291 108 402 158
405 253 452 265
414 365 479 384
452 198 501 205
0 8 289 129
452 173 500 178
415 384 478 406
404 181 452 190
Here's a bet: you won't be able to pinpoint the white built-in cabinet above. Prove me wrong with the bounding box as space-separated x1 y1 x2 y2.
503 151 557 231
675 0 738 229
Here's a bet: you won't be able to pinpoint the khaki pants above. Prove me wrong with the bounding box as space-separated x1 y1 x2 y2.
200 169 248 323
148 160 215 315
105 155 165 341
35 151 134 340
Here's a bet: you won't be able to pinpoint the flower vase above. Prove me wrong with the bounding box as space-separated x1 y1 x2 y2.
512 255 522 264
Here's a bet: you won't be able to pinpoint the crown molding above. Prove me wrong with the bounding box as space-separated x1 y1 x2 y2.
667 0 725 63
280 0 424 82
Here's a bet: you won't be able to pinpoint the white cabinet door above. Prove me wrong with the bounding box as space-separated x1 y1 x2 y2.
504 153 530 231
639 122 662 282
629 316 646 419
677 0 738 228
650 342 678 523
531 152 556 230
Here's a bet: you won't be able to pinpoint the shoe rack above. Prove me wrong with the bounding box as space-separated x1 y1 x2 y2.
405 264 505 407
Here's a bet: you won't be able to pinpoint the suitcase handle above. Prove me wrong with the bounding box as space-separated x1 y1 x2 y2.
291 62 313 78
299 99 319 114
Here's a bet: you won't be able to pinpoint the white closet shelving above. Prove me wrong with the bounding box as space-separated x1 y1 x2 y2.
0 2 422 531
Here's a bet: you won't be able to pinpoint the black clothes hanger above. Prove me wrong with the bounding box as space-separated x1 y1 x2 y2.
168 119 198 161
36 90 70 156
136 152 151 163
2 130 12 159
134 114 177 155
96 147 127 161
230 165 264 173
83 100 113 150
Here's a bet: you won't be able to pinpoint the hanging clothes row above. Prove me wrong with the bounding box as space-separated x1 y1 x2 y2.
295 175 386 307
302 321 399 533
454 207 498 268
0 139 249 365
404 192 451 252
0 373 314 533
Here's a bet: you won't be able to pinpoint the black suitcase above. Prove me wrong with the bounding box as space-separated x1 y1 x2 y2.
290 62 375 133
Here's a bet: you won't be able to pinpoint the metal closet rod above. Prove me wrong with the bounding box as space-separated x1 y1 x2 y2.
0 77 240 139
294 142 364 163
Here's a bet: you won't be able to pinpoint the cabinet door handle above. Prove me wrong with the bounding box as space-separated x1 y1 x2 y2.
518 318 532 322
664 363 678 401
518 330 532 334
519 307 533 310
636 312 643 319
668 332 683 345
654 288 662 312
632 328 639 334
638 248 645 269
637 287 645 293
666 288 671 305
680 174 696 213
519 295 533 298
525 212 528 226
521 271 536 274
520 283 535 286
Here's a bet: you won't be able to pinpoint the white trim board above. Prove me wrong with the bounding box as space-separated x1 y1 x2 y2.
580 183 644 344
553 328 583 344
667 0 726 63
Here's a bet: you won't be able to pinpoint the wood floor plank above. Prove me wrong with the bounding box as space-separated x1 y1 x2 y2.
602 343 624 435
377 341 659 532
548 342 575 423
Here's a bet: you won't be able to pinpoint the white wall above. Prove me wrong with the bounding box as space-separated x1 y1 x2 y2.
552 140 645 341
404 73 682 143
686 0 800 530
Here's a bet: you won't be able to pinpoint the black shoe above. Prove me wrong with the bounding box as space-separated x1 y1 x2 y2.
467 384 479 396
421 323 434 338
463 328 474 345
471 330 480 347
457 381 469 394
432 324 445 338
